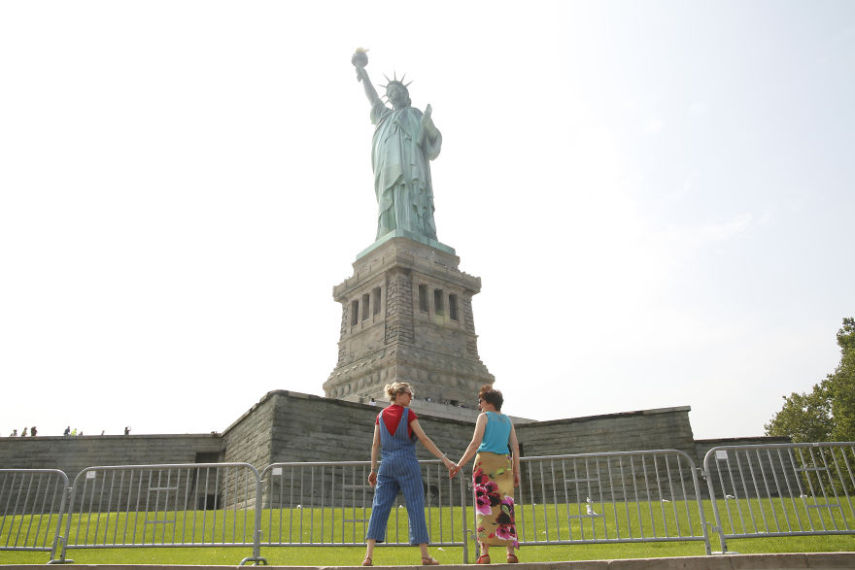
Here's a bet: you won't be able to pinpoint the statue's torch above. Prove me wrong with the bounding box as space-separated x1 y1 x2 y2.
352 48 368 81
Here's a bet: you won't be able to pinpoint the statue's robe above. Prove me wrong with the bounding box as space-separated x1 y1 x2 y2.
370 101 442 241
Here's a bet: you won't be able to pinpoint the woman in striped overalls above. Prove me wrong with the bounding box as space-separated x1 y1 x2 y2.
362 382 455 566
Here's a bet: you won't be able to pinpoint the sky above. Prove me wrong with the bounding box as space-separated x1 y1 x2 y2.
1 1 853 442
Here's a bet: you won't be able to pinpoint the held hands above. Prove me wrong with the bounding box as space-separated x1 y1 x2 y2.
441 455 460 479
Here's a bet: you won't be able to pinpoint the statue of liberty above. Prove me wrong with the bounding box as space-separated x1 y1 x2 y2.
352 49 441 242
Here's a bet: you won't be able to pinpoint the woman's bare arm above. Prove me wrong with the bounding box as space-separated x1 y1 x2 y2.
450 413 488 477
367 423 381 486
411 419 455 470
509 423 521 487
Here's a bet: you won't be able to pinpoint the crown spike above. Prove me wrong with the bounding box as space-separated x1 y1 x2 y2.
380 71 412 92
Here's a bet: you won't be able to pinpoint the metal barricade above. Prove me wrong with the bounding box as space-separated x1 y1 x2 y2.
514 450 711 554
703 442 855 553
259 460 470 562
9 443 853 562
56 463 264 565
0 469 69 561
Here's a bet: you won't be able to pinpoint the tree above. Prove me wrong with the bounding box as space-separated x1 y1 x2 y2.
764 380 833 442
829 317 855 441
765 317 855 442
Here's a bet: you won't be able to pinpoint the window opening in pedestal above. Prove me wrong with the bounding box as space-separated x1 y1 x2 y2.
418 284 429 312
372 287 381 316
434 289 444 315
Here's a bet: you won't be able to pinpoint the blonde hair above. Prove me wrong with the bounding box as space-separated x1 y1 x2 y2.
385 381 413 401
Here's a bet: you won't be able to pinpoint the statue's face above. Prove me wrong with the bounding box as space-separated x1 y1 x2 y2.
386 83 409 109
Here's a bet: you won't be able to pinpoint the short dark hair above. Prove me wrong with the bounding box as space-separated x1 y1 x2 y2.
478 384 503 412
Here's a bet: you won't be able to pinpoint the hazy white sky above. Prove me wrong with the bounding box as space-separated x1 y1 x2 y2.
1 1 853 442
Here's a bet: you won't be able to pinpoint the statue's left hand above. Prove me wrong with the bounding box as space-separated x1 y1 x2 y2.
422 104 436 134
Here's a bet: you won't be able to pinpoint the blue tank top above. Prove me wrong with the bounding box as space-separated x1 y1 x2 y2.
477 411 512 454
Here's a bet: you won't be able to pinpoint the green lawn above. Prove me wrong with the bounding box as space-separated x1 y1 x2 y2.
2 498 854 565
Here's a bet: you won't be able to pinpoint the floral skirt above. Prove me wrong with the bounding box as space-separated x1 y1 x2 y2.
473 451 518 548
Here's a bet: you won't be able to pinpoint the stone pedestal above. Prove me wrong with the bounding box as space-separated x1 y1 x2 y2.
324 236 494 418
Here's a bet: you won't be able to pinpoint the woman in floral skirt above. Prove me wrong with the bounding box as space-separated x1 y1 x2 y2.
450 385 521 564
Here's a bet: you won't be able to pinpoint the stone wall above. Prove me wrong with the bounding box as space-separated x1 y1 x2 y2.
515 406 696 458
1 392 780 512
0 434 225 513
509 406 698 503
250 390 474 464
0 397 700 481
226 390 477 507
222 393 276 468
0 434 224 480
695 436 794 499
217 393 703 507
694 437 792 467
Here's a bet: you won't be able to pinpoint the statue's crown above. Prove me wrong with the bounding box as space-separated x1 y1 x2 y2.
380 72 412 91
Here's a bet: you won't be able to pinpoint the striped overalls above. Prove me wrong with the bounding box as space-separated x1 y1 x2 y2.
365 407 430 545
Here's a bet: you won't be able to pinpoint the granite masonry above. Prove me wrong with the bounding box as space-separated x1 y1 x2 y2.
324 237 494 421
0 390 786 510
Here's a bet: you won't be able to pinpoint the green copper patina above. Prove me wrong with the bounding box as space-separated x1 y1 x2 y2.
352 49 452 256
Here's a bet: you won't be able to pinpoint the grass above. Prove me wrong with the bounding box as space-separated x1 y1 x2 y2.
2 499 854 565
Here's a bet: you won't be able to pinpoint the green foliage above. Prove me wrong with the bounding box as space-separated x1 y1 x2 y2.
764 381 833 442
831 318 855 441
766 317 855 442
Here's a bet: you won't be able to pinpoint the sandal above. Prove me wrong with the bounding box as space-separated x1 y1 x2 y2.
362 556 372 566
476 554 491 564
421 556 440 565
507 553 519 563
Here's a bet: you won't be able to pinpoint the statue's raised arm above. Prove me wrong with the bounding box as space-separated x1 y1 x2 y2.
351 49 442 243
352 49 381 107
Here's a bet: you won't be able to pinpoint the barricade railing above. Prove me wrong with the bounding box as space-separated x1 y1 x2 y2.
514 450 711 554
703 441 855 553
56 462 265 565
258 460 470 562
9 443 855 563
0 469 69 561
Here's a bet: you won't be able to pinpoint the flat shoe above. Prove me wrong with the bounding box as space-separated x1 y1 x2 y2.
362 556 372 566
476 554 491 564
421 556 440 565
507 553 519 563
